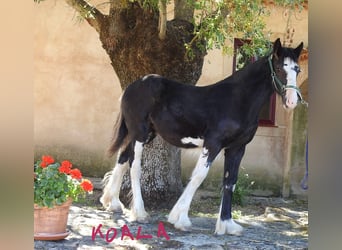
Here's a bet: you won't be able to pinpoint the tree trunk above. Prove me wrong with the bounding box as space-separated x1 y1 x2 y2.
81 2 206 208
99 4 205 87
141 136 182 207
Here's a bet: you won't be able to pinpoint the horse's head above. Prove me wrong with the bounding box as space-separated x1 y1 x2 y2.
270 38 304 109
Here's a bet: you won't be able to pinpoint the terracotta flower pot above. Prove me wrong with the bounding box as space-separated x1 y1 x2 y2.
34 198 72 241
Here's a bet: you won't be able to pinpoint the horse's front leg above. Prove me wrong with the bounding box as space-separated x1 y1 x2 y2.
130 141 150 223
168 146 221 231
215 146 245 235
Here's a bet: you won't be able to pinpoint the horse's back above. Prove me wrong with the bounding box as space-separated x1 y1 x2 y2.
120 75 207 145
122 74 204 109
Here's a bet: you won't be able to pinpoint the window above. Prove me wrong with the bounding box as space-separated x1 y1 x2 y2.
233 38 276 126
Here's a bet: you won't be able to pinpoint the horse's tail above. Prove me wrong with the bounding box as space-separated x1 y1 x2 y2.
107 110 128 158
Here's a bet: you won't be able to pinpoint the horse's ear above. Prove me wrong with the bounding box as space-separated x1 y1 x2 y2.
294 42 304 58
273 38 282 59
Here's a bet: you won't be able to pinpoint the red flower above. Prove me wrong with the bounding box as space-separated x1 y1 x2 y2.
59 160 72 174
40 155 54 168
69 168 82 179
80 179 93 192
40 161 47 168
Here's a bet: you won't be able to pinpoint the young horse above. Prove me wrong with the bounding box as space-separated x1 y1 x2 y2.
100 38 304 235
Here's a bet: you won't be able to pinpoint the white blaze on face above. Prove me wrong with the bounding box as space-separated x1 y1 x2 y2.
283 57 299 109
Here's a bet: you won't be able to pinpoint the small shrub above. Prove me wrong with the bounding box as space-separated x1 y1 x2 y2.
232 170 254 206
232 210 242 219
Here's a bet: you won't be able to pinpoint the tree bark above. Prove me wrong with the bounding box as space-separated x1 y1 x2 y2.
64 1 206 208
158 0 167 40
100 5 205 88
174 0 195 22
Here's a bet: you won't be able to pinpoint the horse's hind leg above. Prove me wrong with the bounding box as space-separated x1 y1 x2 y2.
100 144 132 212
129 141 150 223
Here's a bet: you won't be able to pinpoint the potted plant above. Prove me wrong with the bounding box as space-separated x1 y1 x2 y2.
34 155 94 240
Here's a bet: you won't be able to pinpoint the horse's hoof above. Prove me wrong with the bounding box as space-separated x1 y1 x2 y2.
175 224 192 232
215 219 243 236
131 210 150 224
167 214 177 225
215 228 242 236
136 215 150 224
106 203 124 213
174 219 192 232
227 227 243 236
100 196 124 212
106 206 121 212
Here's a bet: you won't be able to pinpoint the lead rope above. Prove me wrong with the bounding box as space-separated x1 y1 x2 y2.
300 98 309 107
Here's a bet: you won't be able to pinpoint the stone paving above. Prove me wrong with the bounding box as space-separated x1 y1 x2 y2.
34 183 308 250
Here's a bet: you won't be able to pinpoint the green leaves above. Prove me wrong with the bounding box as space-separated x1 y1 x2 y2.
184 0 268 58
233 171 255 206
34 164 68 207
35 0 304 59
182 0 305 58
34 157 93 208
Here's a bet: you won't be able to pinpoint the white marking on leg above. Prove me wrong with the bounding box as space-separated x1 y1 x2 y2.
168 147 210 230
181 137 204 147
232 184 236 192
100 161 129 212
225 171 229 178
283 57 299 109
130 141 149 222
215 218 243 235
215 198 243 235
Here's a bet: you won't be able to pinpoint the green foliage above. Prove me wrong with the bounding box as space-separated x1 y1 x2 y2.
274 0 306 10
183 0 305 58
232 209 242 219
35 0 305 58
34 156 94 208
185 0 261 58
232 170 254 206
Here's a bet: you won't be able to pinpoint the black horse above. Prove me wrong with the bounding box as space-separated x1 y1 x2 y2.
100 38 304 235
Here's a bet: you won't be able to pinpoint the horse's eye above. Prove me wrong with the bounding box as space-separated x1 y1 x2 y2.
283 63 288 66
294 65 301 73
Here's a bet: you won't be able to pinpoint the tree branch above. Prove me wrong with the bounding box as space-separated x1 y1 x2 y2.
174 0 194 22
109 0 129 15
64 0 106 33
158 0 167 40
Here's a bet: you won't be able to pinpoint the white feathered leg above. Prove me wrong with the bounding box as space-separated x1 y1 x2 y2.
168 148 210 231
130 141 149 223
100 161 129 212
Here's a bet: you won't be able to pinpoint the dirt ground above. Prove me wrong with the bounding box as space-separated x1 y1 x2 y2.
34 185 308 250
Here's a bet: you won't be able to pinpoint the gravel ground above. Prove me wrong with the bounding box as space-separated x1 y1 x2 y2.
34 183 308 250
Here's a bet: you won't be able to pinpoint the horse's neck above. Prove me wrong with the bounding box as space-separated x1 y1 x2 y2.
250 57 272 88
230 58 274 116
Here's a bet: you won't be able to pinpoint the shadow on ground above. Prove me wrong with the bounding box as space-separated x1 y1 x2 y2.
35 185 308 250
